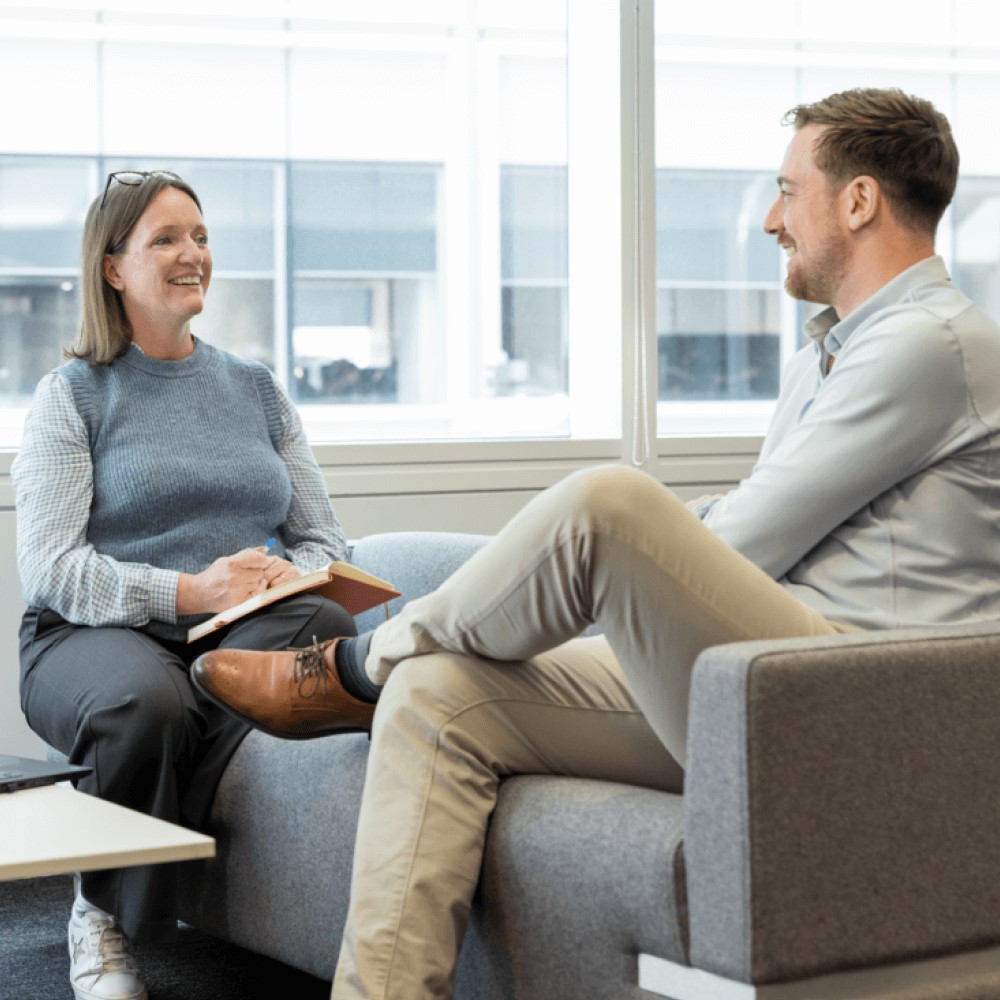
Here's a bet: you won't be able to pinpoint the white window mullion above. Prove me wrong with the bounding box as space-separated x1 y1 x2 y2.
477 37 503 402
443 18 476 413
565 2 623 442
619 0 657 469
273 162 289 389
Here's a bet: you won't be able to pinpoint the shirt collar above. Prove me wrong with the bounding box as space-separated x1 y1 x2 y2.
803 255 950 362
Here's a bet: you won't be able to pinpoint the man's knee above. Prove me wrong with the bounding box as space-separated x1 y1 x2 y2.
552 464 678 533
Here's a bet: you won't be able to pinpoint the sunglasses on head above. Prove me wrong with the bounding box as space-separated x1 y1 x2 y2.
99 170 183 210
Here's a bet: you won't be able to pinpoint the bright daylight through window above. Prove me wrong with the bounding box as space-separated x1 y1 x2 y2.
1 1 1000 448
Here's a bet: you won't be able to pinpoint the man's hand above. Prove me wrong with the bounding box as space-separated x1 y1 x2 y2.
685 493 722 512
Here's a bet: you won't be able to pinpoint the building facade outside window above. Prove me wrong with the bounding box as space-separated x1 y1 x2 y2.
1 1 998 448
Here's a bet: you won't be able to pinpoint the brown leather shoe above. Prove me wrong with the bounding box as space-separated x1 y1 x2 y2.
190 639 375 740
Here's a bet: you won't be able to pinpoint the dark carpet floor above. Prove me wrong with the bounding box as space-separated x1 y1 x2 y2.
0 874 332 999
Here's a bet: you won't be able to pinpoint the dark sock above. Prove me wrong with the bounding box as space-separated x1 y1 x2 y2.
333 631 381 703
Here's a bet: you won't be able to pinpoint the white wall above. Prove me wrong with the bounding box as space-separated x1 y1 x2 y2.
0 438 758 757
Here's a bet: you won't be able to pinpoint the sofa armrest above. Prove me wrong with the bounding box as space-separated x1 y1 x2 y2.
348 531 490 632
683 623 1000 986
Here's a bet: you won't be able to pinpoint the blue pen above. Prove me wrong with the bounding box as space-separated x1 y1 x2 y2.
264 537 276 554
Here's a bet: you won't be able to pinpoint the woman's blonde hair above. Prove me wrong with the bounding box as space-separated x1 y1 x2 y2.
68 173 202 365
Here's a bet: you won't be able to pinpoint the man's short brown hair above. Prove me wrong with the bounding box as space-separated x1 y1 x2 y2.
784 87 959 236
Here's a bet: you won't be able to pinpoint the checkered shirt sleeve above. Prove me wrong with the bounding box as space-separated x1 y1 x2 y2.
11 372 180 626
11 372 347 628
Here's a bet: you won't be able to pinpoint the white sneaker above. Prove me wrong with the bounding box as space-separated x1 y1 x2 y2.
68 904 147 1000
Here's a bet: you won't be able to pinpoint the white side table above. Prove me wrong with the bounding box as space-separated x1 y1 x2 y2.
0 783 214 880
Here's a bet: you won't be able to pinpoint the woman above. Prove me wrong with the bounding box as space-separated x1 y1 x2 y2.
12 170 355 1000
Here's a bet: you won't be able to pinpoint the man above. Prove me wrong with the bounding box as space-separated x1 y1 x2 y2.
193 88 1000 999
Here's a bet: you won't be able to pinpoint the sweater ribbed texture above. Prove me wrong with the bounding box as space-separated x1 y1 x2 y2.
60 341 291 579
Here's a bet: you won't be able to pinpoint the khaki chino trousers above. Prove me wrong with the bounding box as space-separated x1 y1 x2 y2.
332 465 847 1000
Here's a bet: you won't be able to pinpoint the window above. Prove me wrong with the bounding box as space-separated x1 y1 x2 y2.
655 171 781 403
0 1 579 444
0 157 92 405
500 165 568 398
3 2 1000 453
289 162 440 414
651 0 1000 437
952 178 1000 324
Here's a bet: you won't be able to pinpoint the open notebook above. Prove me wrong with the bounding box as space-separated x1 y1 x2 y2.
187 560 401 643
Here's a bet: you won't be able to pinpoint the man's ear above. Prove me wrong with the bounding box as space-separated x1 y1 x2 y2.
843 175 879 232
102 254 125 291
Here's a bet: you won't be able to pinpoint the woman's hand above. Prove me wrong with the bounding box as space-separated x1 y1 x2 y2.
176 548 297 615
262 555 301 589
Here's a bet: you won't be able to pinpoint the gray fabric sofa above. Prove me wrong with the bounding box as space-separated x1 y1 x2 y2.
177 531 1000 999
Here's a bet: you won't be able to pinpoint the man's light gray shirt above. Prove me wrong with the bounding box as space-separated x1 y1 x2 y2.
695 256 1000 630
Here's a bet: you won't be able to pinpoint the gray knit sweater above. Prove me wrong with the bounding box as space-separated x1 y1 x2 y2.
13 339 346 638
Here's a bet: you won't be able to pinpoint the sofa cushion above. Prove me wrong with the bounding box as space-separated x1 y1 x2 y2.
181 735 688 996
455 774 688 1000
178 730 371 979
350 531 491 633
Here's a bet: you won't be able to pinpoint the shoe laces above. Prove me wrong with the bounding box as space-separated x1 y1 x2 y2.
73 913 140 980
290 637 332 699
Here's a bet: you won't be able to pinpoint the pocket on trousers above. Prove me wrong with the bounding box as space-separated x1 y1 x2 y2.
19 607 72 695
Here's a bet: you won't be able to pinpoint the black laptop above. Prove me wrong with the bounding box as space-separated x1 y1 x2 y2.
0 754 92 793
